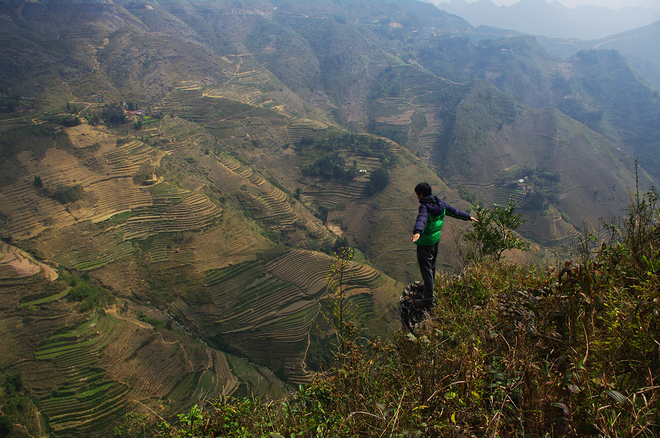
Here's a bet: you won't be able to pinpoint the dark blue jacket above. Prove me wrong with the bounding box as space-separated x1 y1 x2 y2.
413 195 471 246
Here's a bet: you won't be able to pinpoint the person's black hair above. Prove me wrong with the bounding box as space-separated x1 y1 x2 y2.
414 182 432 197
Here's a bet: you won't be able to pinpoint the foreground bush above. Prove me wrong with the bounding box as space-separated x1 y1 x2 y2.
116 189 659 437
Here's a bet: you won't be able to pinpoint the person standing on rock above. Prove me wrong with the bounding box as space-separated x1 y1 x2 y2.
411 182 478 309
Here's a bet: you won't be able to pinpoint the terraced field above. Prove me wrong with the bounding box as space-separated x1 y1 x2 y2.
0 174 79 240
83 178 152 223
194 249 402 383
285 119 329 143
211 151 332 242
373 97 415 125
157 82 204 115
205 261 307 330
122 190 221 240
103 140 153 178
205 60 279 110
197 258 315 383
237 187 298 230
301 180 367 210
518 206 582 252
23 305 255 436
34 314 131 435
491 187 524 206
0 70 410 437
463 185 582 255
154 115 216 152
0 234 297 434
214 152 264 185
57 236 136 272
0 132 159 241
266 250 331 297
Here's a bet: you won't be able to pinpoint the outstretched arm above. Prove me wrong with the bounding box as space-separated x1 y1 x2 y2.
411 204 428 241
444 201 478 223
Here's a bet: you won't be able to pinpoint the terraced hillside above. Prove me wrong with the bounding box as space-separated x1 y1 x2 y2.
0 242 58 281
0 253 286 437
139 36 649 275
188 249 401 384
0 100 411 435
0 133 156 241
2 1 660 436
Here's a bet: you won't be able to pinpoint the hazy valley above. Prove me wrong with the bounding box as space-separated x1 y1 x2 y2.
0 0 659 435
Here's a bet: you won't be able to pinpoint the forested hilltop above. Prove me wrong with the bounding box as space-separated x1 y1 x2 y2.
0 0 659 436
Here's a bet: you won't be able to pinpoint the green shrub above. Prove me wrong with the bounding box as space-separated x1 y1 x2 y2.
48 184 84 204
365 167 389 196
102 103 126 125
138 312 163 328
461 196 529 261
302 153 356 181
65 274 115 312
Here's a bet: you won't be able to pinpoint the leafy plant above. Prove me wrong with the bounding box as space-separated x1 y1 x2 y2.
322 246 359 355
461 196 529 262
114 412 153 438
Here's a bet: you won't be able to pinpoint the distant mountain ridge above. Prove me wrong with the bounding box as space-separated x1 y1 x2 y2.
1 0 660 435
582 20 660 92
536 19 660 92
432 0 660 40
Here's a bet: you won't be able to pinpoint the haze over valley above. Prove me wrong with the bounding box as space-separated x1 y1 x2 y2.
432 0 660 40
0 0 659 435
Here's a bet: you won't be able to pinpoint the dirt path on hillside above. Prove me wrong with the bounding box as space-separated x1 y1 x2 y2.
225 56 243 85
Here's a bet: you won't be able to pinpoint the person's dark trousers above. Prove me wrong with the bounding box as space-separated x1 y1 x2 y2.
417 242 439 306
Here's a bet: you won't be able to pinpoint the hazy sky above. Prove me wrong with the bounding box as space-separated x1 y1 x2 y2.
438 0 660 10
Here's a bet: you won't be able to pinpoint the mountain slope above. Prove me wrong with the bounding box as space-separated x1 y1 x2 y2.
581 21 660 93
1 0 660 435
537 20 660 92
0 113 407 435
